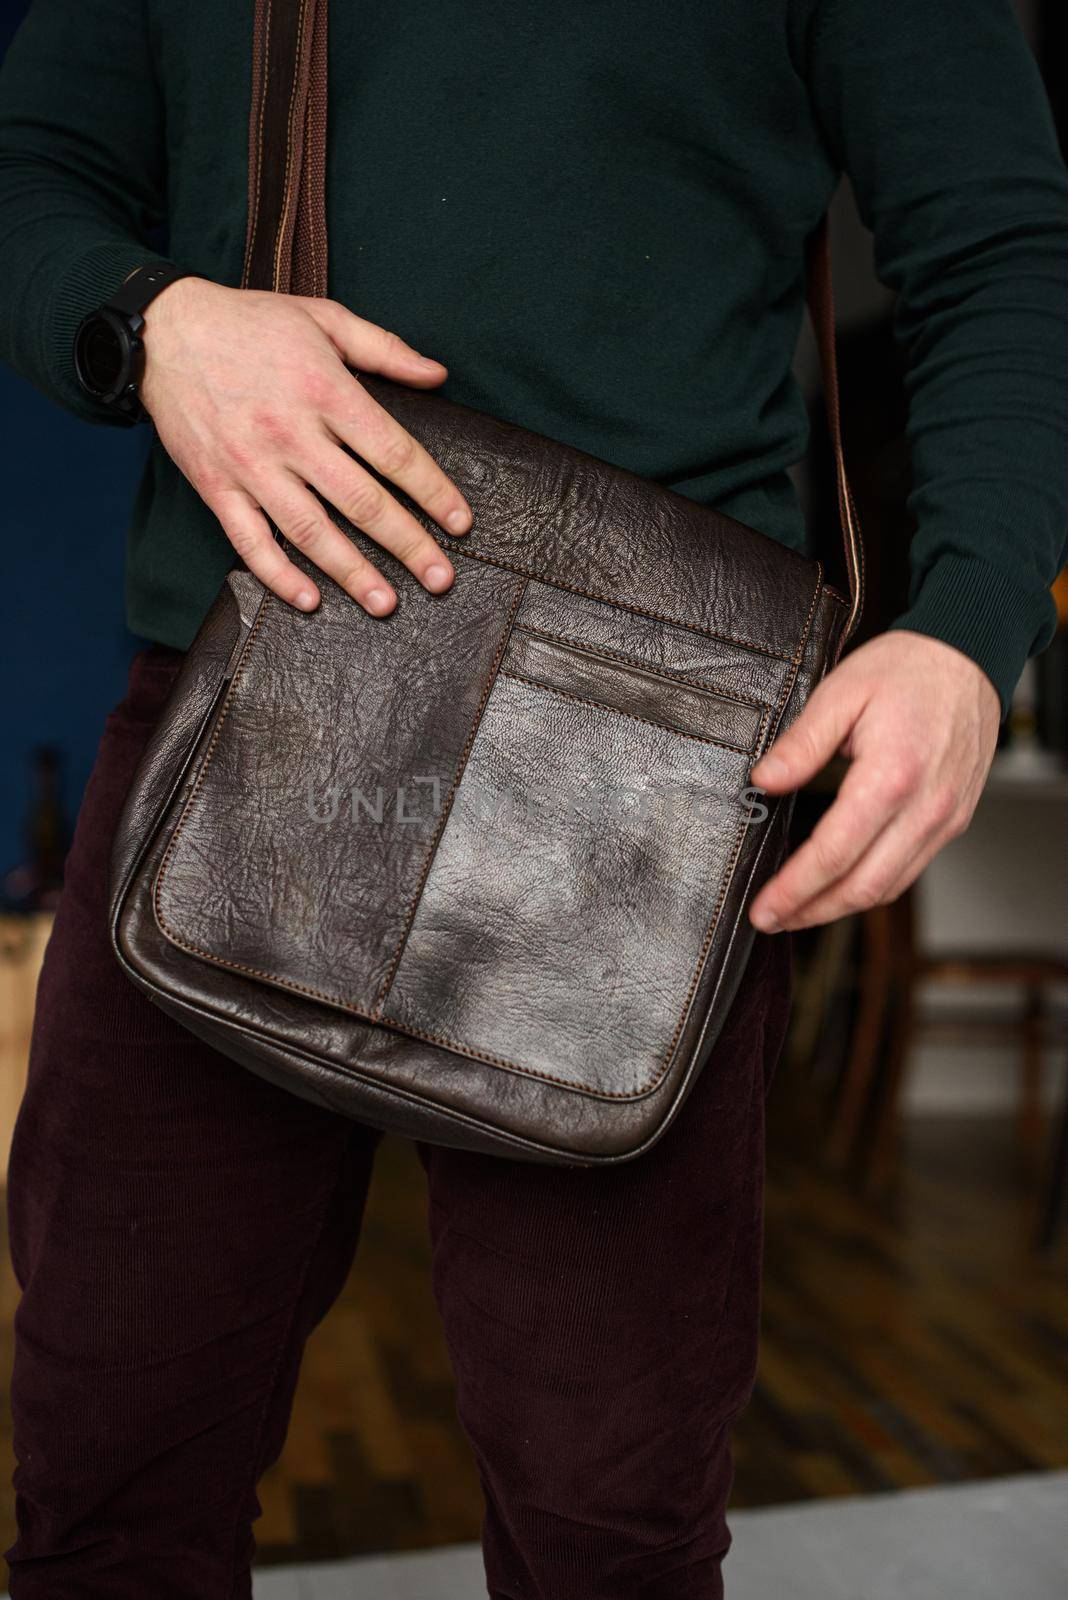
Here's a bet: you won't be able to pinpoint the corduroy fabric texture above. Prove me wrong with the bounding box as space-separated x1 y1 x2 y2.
5 647 792 1600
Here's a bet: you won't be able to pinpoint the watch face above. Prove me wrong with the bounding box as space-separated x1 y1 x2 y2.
74 308 136 402
81 319 124 391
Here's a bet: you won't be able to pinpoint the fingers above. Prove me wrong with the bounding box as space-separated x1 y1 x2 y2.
748 670 877 930
323 390 472 537
309 314 474 543
297 436 462 593
749 759 899 931
749 762 966 933
211 477 405 618
146 281 476 618
750 673 867 795
752 806 909 933
210 394 473 614
302 299 450 390
257 475 404 615
743 631 996 935
209 487 321 611
787 819 947 932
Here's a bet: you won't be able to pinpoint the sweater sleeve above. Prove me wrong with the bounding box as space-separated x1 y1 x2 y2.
0 0 173 426
800 0 1068 716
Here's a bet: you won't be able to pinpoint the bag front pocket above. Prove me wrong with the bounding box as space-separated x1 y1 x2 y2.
380 625 770 1099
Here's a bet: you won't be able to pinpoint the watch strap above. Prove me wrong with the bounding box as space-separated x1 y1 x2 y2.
106 261 190 320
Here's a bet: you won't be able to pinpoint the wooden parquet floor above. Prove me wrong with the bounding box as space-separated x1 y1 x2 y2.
1 1098 1066 1579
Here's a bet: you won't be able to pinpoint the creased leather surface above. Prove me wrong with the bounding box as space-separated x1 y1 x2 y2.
357 377 822 661
155 555 526 1012
107 572 253 927
500 628 766 750
515 580 793 707
112 374 847 1165
383 672 763 1098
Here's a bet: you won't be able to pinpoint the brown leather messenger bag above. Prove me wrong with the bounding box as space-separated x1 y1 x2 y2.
109 0 863 1166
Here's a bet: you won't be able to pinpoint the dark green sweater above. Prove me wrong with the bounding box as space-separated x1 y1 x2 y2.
2 0 1067 715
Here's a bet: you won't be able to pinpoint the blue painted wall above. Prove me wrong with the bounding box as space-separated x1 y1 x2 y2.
1 0 148 875
0 387 148 873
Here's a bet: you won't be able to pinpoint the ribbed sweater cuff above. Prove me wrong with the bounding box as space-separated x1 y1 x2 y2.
888 552 1057 721
48 238 176 421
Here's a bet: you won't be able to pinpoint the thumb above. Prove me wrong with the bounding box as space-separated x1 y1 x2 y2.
302 298 449 388
750 673 863 793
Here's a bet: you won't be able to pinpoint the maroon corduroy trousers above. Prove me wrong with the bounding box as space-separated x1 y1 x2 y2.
5 644 792 1599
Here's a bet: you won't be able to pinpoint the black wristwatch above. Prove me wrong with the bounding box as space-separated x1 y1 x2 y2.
74 262 190 421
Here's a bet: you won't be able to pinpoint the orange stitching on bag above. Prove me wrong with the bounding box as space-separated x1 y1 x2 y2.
154 588 273 940
424 541 802 661
510 624 774 710
498 670 760 755
371 1015 680 1100
654 563 824 1074
766 562 823 743
650 709 771 1068
158 934 363 1012
163 894 688 1099
372 578 529 1011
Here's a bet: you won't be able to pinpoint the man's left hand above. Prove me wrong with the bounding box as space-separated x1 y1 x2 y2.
748 630 1001 933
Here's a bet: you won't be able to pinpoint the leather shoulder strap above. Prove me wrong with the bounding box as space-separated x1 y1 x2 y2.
806 216 864 641
242 0 328 296
243 0 862 642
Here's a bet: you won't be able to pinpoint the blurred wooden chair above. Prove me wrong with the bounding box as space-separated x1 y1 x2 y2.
1039 1073 1068 1249
0 912 52 1183
824 889 1068 1243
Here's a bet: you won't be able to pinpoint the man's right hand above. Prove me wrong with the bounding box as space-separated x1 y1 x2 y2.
139 277 472 617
